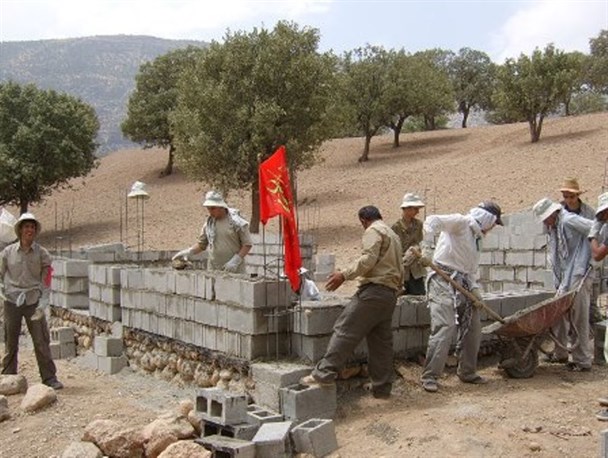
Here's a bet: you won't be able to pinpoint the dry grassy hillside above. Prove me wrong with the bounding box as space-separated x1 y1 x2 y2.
26 112 608 269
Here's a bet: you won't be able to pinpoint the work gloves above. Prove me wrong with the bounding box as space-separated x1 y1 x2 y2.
402 247 419 266
172 247 194 261
223 254 243 273
32 289 49 321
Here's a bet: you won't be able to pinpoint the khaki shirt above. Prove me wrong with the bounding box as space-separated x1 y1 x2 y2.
391 217 426 280
198 216 253 272
342 220 404 291
0 242 51 305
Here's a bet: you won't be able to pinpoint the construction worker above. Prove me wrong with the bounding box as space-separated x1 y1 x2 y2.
300 206 403 399
392 193 426 295
420 201 502 393
0 213 63 390
173 191 252 273
533 197 593 371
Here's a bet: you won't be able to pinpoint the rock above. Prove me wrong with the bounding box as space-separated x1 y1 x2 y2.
529 442 541 451
61 441 103 458
0 395 10 422
20 383 57 413
82 419 145 458
219 369 232 381
0 374 28 395
144 433 178 458
141 413 196 441
187 410 204 436
157 440 212 458
178 399 193 417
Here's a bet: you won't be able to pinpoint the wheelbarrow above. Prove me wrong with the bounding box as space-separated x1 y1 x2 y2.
481 268 591 379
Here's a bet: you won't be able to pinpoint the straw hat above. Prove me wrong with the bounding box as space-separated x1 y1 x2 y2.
532 198 562 222
559 177 583 195
127 181 150 199
202 190 228 209
14 212 41 237
400 193 425 208
596 192 608 216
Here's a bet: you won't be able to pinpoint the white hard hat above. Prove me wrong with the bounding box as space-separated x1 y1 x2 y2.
14 212 41 237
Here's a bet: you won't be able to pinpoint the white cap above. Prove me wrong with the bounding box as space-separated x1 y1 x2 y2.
400 193 425 208
202 190 228 208
14 212 41 237
596 192 608 216
127 181 150 199
532 198 561 222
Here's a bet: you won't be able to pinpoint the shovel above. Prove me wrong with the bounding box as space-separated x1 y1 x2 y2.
409 248 505 323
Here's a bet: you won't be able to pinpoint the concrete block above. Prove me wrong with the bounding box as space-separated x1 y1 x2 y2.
505 251 534 267
196 387 248 426
51 276 89 294
79 351 98 370
415 300 430 326
51 326 74 344
215 276 291 308
251 362 313 387
489 267 515 282
195 435 255 458
144 269 170 293
119 289 142 309
290 334 330 363
292 301 344 335
175 271 197 296
52 259 91 277
252 421 293 458
60 341 76 358
97 355 127 374
246 405 283 426
194 299 219 326
200 418 259 441
88 283 102 301
88 264 106 284
51 291 89 309
94 335 123 357
50 342 61 360
398 298 417 326
291 418 338 457
121 269 144 290
226 305 290 335
280 384 337 423
100 285 121 305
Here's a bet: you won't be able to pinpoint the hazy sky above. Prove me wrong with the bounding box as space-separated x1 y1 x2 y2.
1 0 606 62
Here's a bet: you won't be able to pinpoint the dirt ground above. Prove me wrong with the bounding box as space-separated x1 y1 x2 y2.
2 112 608 457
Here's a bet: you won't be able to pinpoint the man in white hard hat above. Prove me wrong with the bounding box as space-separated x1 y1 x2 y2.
173 191 253 273
533 197 593 372
392 193 426 295
0 213 63 389
420 201 502 393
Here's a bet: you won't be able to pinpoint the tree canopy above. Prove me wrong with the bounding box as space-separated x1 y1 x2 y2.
171 21 335 231
121 46 205 176
492 44 579 143
0 81 99 213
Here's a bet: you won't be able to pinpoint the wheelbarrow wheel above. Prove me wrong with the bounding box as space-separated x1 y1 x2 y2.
499 339 539 379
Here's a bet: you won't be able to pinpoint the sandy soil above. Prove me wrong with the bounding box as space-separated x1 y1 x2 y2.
2 112 608 457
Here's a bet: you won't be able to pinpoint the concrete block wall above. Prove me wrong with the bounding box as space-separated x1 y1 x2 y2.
247 232 316 277
89 264 129 322
120 267 293 359
51 259 91 309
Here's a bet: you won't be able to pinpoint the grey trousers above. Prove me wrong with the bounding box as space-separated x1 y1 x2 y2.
312 283 397 395
421 274 481 383
552 276 593 368
2 301 57 383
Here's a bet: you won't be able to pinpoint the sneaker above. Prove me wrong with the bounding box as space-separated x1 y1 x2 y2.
459 375 489 385
299 374 335 388
566 362 591 372
44 379 64 390
422 380 438 393
362 382 391 399
597 409 608 421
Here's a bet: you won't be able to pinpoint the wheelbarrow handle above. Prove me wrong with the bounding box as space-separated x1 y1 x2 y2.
427 261 505 324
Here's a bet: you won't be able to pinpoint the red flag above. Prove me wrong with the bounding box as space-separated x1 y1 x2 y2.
259 146 302 291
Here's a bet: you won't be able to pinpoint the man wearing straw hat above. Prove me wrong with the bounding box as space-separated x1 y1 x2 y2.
392 193 427 295
419 201 503 393
173 190 252 273
0 213 63 390
559 177 595 219
532 197 594 371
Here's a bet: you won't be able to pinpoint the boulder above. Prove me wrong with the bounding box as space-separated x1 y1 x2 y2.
0 374 27 395
82 419 145 458
0 395 10 422
157 441 212 458
61 441 103 458
141 413 196 441
20 383 56 413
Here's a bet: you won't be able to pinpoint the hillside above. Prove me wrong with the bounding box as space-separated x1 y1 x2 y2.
0 35 207 153
25 111 608 271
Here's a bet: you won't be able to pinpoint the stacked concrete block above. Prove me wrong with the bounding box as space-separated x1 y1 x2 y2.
49 326 76 359
252 421 293 458
291 418 339 457
201 419 259 441
90 335 127 374
196 387 248 426
195 435 255 458
50 259 91 309
280 383 337 423
247 232 316 277
251 362 312 412
89 264 126 322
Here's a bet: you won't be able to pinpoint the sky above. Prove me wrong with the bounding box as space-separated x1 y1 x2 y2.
0 0 606 62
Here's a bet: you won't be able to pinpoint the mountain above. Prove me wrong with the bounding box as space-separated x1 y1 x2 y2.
0 35 207 154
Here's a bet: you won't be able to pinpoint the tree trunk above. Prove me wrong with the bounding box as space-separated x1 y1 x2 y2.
358 134 372 162
461 106 470 128
564 98 571 116
528 115 543 143
19 200 28 215
392 117 405 148
250 177 260 234
161 144 175 177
